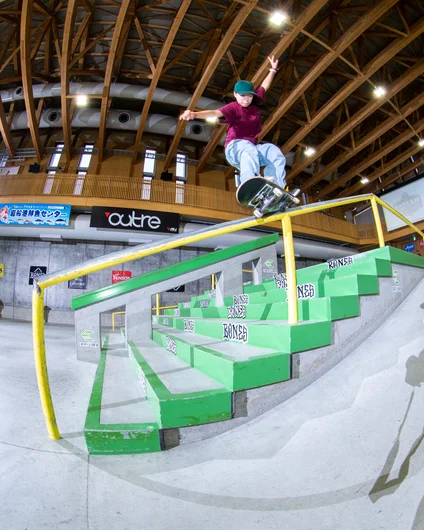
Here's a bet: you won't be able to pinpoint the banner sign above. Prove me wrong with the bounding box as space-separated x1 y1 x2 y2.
0 264 4 277
420 240 424 249
68 275 88 289
404 242 415 253
0 203 71 227
29 266 47 285
112 270 132 284
90 206 180 234
166 285 185 292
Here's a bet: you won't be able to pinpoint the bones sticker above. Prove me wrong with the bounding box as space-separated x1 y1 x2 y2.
222 323 248 343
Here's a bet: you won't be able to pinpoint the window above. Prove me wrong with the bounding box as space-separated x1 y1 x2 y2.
78 143 94 170
44 143 64 194
74 143 94 195
176 153 187 181
143 148 156 176
175 180 185 204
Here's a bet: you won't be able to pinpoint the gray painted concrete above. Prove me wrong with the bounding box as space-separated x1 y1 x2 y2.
0 280 423 529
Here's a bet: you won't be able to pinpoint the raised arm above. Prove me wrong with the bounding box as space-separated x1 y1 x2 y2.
180 109 224 121
260 55 278 92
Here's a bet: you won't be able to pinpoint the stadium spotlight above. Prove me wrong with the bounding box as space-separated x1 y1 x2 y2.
373 86 386 98
76 95 88 106
360 177 369 184
304 147 316 157
270 12 287 25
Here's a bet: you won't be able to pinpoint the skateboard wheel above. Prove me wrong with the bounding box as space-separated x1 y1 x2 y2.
273 188 283 198
292 196 301 204
253 209 263 218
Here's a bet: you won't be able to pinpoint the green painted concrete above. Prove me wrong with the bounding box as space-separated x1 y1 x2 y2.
84 338 162 455
128 341 232 428
152 328 291 391
72 233 278 310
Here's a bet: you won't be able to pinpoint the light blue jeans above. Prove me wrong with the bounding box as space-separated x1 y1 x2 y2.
225 139 287 187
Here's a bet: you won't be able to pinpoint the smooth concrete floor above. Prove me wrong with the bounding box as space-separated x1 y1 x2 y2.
0 279 423 530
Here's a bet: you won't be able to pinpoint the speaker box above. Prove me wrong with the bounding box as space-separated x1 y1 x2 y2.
28 163 40 173
160 171 173 182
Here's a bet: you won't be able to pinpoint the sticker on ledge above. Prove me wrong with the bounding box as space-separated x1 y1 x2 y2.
207 291 216 299
174 308 180 317
233 294 249 305
137 366 146 395
227 305 246 319
222 322 248 343
327 256 354 270
166 336 177 354
183 319 195 333
273 273 287 289
200 299 209 308
183 302 191 309
163 317 169 325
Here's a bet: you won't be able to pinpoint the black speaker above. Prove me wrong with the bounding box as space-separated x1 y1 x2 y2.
28 163 40 173
161 171 173 182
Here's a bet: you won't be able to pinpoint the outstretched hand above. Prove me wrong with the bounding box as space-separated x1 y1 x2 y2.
180 110 196 120
268 55 278 70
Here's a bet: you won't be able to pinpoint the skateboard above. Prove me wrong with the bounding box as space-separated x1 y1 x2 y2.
236 177 301 218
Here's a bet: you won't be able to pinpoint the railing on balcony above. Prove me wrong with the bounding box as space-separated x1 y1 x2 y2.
0 172 362 241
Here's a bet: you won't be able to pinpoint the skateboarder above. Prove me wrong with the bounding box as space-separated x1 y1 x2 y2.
180 56 287 189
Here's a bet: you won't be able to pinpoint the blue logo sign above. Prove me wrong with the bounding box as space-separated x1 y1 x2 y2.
0 203 71 227
404 242 415 253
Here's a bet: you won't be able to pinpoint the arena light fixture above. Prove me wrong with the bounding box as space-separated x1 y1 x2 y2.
304 147 316 157
360 177 369 184
76 95 88 106
270 11 287 25
418 139 424 147
373 86 386 98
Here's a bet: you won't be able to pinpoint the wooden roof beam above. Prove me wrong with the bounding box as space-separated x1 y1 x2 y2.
260 0 399 140
0 94 15 157
20 0 42 162
96 0 133 172
289 58 424 185
376 159 422 192
129 0 192 171
195 0 327 176
61 0 78 166
317 116 424 199
338 144 424 198
163 0 259 171
302 91 424 193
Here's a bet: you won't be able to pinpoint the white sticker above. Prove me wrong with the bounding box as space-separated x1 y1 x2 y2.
174 308 180 317
227 305 246 319
200 299 209 308
273 273 287 289
296 283 316 300
233 294 249 305
327 256 354 270
163 317 169 325
183 319 195 333
137 366 146 395
166 336 177 354
183 302 190 309
207 291 216 299
222 322 248 343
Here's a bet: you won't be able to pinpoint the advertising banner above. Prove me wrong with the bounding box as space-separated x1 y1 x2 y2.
166 285 185 292
29 266 47 285
90 206 180 234
68 275 88 289
404 242 415 253
112 270 132 284
0 203 71 227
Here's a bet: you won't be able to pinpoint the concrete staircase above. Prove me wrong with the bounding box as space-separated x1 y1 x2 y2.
82 245 424 454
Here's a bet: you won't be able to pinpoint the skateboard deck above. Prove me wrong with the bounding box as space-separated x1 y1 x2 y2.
236 177 300 218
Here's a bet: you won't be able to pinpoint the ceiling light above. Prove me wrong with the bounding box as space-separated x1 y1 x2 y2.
304 147 316 157
360 177 369 184
373 86 386 98
270 11 287 25
206 117 218 124
418 139 424 147
76 95 87 106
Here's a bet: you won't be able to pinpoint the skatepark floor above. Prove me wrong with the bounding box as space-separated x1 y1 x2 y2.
0 278 423 530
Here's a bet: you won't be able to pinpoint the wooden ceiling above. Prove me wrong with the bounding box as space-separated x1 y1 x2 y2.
0 0 423 201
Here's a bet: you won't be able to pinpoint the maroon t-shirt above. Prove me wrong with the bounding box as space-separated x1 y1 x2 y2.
219 86 265 148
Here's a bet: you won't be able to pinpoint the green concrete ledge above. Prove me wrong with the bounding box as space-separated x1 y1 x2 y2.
84 337 162 455
152 328 291 391
128 340 232 428
72 233 278 310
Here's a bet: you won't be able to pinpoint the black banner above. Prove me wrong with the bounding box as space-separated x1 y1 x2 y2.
29 266 47 285
90 206 180 234
68 275 88 289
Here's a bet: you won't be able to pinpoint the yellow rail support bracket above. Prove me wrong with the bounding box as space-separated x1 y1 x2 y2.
370 196 385 248
281 214 298 325
156 293 160 316
112 311 125 331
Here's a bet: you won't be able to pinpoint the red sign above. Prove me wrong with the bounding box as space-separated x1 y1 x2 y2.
419 240 424 248
112 270 132 284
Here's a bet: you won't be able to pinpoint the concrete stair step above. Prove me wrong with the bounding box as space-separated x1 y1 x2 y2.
153 315 332 352
127 339 232 428
152 324 291 391
84 335 162 455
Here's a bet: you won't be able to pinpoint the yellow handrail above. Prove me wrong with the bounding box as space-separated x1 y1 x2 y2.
111 311 125 331
31 193 424 439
